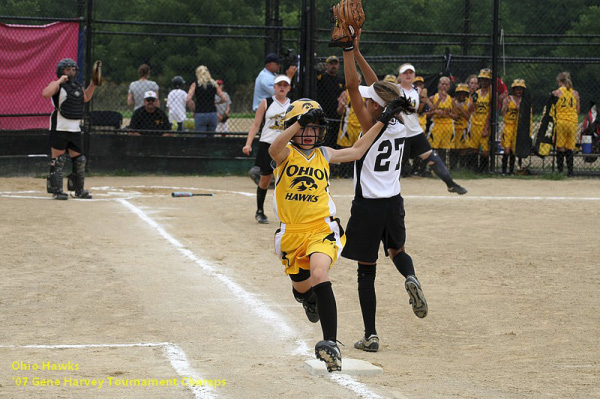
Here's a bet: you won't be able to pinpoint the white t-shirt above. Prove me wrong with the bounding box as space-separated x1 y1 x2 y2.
129 80 159 110
259 96 290 144
354 119 406 199
398 84 423 138
167 89 187 123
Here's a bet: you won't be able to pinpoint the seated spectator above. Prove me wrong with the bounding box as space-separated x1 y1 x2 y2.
215 79 232 133
128 64 159 110
128 91 172 136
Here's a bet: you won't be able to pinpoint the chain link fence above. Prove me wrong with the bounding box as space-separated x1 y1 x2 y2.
1 0 599 176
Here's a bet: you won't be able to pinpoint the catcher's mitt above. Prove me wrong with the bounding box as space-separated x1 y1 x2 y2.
92 60 102 86
329 0 366 49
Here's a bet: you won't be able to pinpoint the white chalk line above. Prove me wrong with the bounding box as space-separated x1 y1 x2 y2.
3 185 600 202
117 198 382 399
0 342 217 399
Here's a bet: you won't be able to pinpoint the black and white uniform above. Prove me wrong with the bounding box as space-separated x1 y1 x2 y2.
399 85 432 159
49 81 84 152
255 96 290 175
341 119 407 263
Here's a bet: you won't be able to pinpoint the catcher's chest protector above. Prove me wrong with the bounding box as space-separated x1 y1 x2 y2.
59 81 84 120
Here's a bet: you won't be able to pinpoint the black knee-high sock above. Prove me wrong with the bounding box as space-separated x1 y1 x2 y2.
357 263 377 338
313 281 337 342
556 151 565 172
566 150 574 174
256 186 267 212
501 154 508 173
393 251 415 278
509 154 516 174
428 152 456 188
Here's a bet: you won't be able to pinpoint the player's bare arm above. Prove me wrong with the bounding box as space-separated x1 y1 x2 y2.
353 30 377 86
344 46 374 133
42 75 68 98
243 99 268 155
327 120 386 163
268 122 298 165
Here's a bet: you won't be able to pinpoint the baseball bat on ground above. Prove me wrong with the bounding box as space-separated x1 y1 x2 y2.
171 192 214 197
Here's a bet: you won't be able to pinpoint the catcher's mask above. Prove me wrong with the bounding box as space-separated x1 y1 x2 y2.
172 76 185 89
56 58 78 79
511 79 527 89
284 99 328 149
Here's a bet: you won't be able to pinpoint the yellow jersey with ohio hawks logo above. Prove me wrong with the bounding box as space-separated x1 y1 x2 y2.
471 89 490 126
273 144 336 225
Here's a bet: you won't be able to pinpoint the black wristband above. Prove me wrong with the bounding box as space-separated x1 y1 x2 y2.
343 46 354 52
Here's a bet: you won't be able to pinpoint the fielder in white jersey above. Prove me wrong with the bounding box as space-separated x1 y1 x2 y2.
340 34 428 354
243 75 292 224
396 64 467 195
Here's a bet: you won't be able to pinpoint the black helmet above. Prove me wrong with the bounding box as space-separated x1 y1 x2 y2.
56 58 78 78
172 76 185 89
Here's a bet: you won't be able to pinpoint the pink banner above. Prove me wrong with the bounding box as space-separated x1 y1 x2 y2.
0 22 80 130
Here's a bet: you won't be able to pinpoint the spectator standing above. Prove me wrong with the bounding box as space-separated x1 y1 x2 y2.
451 83 473 169
466 74 479 101
42 58 97 200
167 76 187 132
129 91 172 135
427 77 456 167
316 55 345 147
252 53 297 111
552 71 580 177
215 79 232 133
187 65 226 133
128 64 159 110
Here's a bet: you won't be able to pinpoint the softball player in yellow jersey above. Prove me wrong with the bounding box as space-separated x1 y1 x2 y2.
269 96 408 372
552 72 580 176
468 68 492 171
451 84 472 169
428 77 455 166
500 79 528 174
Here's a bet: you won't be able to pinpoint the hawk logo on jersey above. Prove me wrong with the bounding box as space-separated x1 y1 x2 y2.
270 112 286 131
290 176 318 191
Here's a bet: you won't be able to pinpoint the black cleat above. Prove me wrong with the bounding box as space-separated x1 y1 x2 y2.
52 191 68 200
354 334 379 352
448 184 467 195
405 275 428 318
73 189 92 199
255 210 268 224
315 340 342 372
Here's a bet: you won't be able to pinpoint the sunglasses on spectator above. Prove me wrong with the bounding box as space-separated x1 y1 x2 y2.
145 98 156 102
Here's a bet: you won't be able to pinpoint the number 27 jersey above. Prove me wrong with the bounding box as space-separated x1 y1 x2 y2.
354 119 406 199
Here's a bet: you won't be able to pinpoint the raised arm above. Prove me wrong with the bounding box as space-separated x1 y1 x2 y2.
343 48 374 133
353 30 377 86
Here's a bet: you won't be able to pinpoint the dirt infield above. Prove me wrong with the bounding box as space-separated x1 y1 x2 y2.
1 176 599 399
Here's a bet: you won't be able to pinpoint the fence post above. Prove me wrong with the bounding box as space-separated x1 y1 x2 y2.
489 0 500 173
83 0 94 161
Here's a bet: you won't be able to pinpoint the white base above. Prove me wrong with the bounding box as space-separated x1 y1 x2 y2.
304 358 383 376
